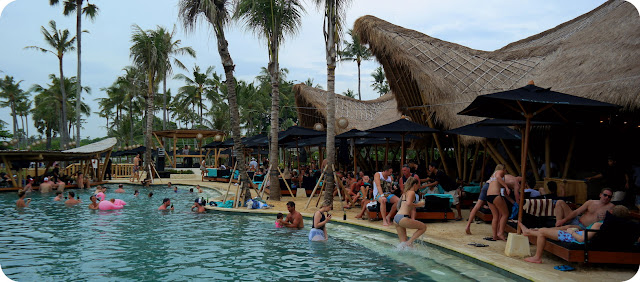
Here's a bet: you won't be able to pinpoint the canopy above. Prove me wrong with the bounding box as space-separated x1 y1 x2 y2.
446 122 521 140
278 126 324 144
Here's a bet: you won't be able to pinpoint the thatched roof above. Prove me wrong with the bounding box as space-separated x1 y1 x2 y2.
353 0 640 132
0 137 117 162
293 83 402 134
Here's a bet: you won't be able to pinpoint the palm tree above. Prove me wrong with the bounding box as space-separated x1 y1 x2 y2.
25 20 76 149
0 76 28 138
179 0 257 203
16 99 33 145
235 0 305 201
371 66 389 96
174 65 215 126
49 0 99 146
339 29 371 100
130 25 167 179
314 0 351 206
342 89 355 98
157 26 195 130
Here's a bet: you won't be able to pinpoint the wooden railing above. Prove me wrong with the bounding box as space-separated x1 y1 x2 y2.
62 163 135 179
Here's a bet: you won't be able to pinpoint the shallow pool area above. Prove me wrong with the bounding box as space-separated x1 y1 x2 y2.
0 184 516 281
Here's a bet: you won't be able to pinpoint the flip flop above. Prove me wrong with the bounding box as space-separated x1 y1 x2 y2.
483 237 497 241
554 265 575 272
467 243 488 247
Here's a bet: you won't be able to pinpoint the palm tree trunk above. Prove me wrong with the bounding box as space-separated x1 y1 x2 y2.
46 126 52 150
75 0 82 147
58 57 69 149
129 101 134 144
163 75 167 130
323 1 337 206
268 41 281 201
144 72 155 180
357 60 361 100
215 27 251 202
11 103 17 137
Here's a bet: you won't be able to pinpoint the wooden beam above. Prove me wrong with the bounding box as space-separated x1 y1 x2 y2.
172 134 177 169
277 166 295 197
468 143 480 182
99 149 112 182
305 165 327 209
486 141 517 176
500 139 521 175
527 150 541 181
562 133 576 179
424 111 450 176
545 132 551 179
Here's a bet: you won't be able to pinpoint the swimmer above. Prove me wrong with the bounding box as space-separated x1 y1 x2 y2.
53 191 64 201
309 203 332 241
196 185 203 193
134 190 139 196
115 184 125 193
191 198 206 213
158 198 174 211
189 188 194 193
16 191 31 208
275 213 284 228
148 192 153 198
173 186 178 193
88 195 99 210
167 182 173 188
64 191 82 206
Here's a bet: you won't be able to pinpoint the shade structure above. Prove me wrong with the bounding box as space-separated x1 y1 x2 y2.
335 128 387 139
475 118 563 127
446 122 521 140
458 83 620 234
277 126 325 144
203 141 226 149
367 118 438 168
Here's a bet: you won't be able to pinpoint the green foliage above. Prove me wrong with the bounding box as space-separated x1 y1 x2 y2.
371 66 390 96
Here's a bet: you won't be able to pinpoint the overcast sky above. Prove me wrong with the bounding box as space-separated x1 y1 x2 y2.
0 0 610 140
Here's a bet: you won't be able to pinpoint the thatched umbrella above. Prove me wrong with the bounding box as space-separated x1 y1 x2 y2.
459 82 620 234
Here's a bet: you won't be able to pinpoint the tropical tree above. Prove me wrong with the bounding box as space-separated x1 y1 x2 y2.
117 66 147 144
235 0 305 201
130 25 167 179
371 66 389 96
157 26 195 130
179 0 256 203
314 0 350 206
342 89 355 98
49 0 99 146
174 65 216 126
303 77 322 89
25 20 76 149
339 28 371 100
15 98 32 144
0 76 28 138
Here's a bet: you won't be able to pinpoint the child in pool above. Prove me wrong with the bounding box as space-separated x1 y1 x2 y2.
275 213 284 228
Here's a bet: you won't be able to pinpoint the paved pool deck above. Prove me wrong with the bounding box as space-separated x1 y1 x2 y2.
106 177 639 282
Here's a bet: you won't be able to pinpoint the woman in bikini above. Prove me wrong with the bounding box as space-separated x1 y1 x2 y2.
486 164 510 241
465 164 503 235
393 177 427 246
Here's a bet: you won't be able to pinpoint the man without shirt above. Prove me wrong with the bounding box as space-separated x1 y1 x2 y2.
88 195 99 210
40 177 53 193
64 191 82 206
277 201 304 228
554 188 615 228
16 191 31 208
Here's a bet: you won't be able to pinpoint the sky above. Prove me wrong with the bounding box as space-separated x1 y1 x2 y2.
0 0 612 140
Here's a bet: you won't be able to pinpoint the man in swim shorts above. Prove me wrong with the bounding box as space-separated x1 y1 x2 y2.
64 191 81 206
158 198 174 211
278 201 303 228
555 188 614 229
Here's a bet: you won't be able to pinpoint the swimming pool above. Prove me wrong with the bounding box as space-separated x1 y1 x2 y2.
0 184 515 281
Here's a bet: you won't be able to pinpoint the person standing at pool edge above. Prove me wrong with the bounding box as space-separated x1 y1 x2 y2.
131 153 141 182
394 177 427 246
277 201 303 228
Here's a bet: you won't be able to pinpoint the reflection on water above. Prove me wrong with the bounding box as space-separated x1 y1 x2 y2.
0 184 511 281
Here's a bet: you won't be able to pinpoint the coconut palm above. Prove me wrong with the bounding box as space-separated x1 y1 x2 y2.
174 65 215 126
49 0 99 146
157 26 196 130
25 20 76 149
179 0 256 203
235 0 305 201
342 89 355 98
313 0 351 205
371 66 389 96
130 25 168 179
339 29 371 100
0 76 28 138
15 99 32 145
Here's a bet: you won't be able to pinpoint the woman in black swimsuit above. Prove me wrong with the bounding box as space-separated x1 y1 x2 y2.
309 203 333 241
486 165 510 241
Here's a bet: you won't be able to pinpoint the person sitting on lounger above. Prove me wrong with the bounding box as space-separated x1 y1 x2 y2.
554 188 614 229
521 205 627 264
355 176 374 219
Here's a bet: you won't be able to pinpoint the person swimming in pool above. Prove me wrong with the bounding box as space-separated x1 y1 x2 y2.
88 195 99 210
191 198 206 213
393 177 426 246
275 213 284 228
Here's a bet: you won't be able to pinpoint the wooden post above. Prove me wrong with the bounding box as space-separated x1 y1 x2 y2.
259 165 271 199
375 144 379 171
463 144 469 182
384 138 389 165
486 141 517 176
527 150 541 181
424 112 451 176
479 141 488 183
544 132 551 179
222 162 237 203
235 181 243 208
500 139 521 175
517 117 532 234
353 141 357 174
562 133 576 179
99 149 112 182
305 165 327 209
277 166 295 197
172 134 177 169
455 135 462 180
468 143 480 182
333 170 345 210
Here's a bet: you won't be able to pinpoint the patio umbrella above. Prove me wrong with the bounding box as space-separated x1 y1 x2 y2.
367 118 438 169
278 126 324 173
458 82 620 233
445 121 521 140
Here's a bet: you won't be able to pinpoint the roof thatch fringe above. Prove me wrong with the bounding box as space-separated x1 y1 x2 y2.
293 84 402 134
353 0 640 140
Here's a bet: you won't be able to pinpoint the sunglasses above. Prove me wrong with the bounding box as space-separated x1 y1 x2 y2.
602 193 613 198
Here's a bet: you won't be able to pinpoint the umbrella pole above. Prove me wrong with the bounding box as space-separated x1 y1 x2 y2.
375 144 379 171
517 117 532 234
353 139 357 174
297 139 300 176
468 143 480 182
401 135 405 170
479 141 488 183
385 138 389 165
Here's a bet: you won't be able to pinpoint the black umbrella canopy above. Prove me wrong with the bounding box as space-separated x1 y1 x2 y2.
446 122 521 140
203 141 225 149
475 118 563 127
336 128 388 139
278 126 325 144
458 84 620 122
246 135 269 148
367 118 439 134
284 136 326 148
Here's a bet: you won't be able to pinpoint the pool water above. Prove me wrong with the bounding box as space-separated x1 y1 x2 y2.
0 184 514 281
